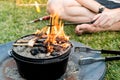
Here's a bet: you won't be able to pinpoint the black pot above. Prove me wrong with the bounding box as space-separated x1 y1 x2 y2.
11 34 72 80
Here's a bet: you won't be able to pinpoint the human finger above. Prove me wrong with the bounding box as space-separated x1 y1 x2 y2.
102 19 113 28
93 13 108 27
92 14 101 21
75 25 84 35
98 17 109 28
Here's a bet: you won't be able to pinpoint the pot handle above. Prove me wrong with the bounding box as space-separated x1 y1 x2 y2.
8 49 13 57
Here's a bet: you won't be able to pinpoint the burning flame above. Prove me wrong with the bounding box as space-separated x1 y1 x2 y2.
35 14 70 53
34 1 41 13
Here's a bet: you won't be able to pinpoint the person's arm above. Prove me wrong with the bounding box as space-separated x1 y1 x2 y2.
93 8 120 27
75 0 107 13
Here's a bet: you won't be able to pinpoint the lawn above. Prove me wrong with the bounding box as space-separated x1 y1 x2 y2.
0 0 120 80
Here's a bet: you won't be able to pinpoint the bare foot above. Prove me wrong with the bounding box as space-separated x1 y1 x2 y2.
75 24 104 35
75 22 120 35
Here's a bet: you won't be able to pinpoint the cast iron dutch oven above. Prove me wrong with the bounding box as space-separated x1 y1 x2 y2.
10 34 72 80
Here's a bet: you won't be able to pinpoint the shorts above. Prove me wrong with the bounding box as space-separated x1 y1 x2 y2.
96 0 120 9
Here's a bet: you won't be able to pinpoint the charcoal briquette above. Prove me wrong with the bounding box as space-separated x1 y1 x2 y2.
30 48 39 56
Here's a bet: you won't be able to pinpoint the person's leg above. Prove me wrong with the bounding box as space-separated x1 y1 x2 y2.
47 0 120 35
47 0 95 23
75 0 120 35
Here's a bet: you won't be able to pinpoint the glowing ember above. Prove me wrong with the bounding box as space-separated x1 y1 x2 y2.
35 14 70 53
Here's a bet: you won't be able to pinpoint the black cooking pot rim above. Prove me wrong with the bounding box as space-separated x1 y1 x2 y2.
11 46 71 64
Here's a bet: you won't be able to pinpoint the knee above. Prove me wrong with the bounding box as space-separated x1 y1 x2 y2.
46 0 63 14
46 0 54 14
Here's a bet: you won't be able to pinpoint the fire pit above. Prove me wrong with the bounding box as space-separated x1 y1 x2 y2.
11 14 72 80
0 41 106 80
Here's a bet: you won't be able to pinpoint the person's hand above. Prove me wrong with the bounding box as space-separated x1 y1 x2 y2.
93 9 120 28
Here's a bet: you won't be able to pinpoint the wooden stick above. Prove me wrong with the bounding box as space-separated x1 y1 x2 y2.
13 37 39 47
50 16 52 33
13 43 28 46
47 20 96 26
13 43 44 47
28 37 39 47
46 52 51 56
16 40 29 43
28 16 50 24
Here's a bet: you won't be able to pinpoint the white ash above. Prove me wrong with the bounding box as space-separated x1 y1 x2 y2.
66 61 79 76
13 45 67 59
15 46 26 52
58 60 79 80
5 67 26 80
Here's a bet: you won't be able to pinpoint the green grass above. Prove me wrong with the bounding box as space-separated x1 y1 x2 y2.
1 0 120 80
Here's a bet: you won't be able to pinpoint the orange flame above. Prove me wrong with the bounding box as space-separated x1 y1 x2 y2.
35 14 70 53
